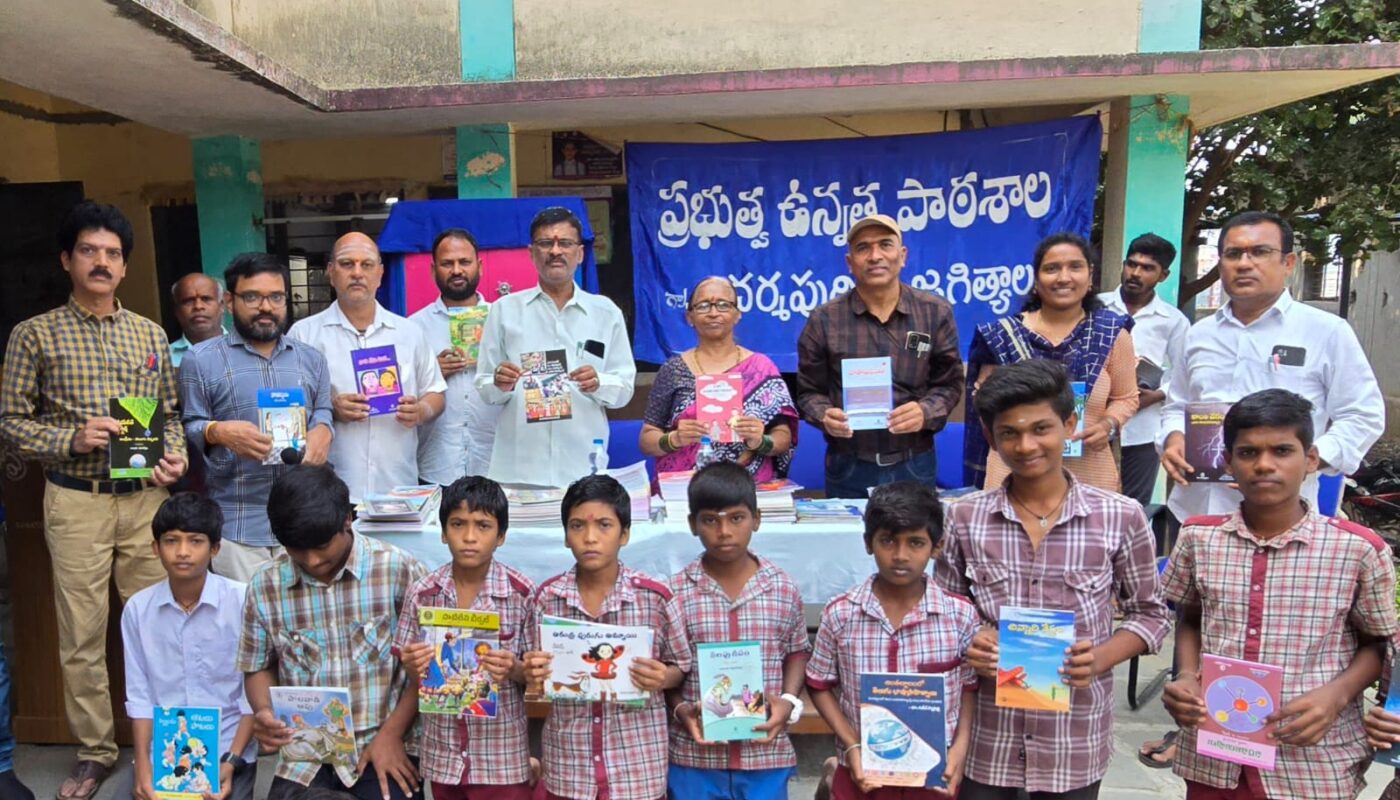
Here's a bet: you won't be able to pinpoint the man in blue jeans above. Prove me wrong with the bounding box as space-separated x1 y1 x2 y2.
0 641 35 800
796 214 965 498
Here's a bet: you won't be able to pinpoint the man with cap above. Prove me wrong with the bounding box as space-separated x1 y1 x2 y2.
796 214 965 498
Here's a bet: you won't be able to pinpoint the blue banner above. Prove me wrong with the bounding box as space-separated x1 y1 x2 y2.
627 117 1102 370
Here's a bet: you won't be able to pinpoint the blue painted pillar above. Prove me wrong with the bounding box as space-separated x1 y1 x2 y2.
456 0 516 198
456 124 515 199
192 136 264 276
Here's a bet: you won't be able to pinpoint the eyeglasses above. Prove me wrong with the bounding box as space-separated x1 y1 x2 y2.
1221 245 1283 263
690 300 737 314
236 292 288 308
532 238 580 251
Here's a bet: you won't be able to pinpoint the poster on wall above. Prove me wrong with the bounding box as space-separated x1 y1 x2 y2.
552 131 624 181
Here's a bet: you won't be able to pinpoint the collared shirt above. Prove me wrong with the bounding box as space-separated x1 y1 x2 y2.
408 298 502 485
524 564 691 800
805 575 979 766
668 554 811 771
122 573 256 762
288 302 446 502
0 297 185 480
795 283 964 460
935 475 1171 793
1162 509 1398 799
170 327 227 368
474 286 635 489
1160 290 1384 519
1098 290 1189 447
236 534 427 786
391 560 535 786
178 331 334 546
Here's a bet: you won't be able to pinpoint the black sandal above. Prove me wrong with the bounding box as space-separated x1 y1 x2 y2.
1136 730 1178 769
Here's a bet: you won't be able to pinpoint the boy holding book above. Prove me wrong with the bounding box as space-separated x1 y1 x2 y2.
668 462 811 799
236 465 427 800
1162 389 1397 800
935 360 1170 800
521 474 691 800
117 492 256 800
393 476 535 800
806 480 980 798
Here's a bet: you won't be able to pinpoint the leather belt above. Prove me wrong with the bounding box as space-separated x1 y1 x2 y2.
46 471 145 496
861 445 934 468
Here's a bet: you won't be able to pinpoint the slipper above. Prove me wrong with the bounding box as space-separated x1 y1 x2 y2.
56 760 109 800
1137 730 1178 769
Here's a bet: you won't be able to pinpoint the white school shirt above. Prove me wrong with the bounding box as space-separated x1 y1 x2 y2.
1159 290 1384 519
1099 290 1190 447
288 301 447 502
409 297 502 485
121 573 257 762
474 285 635 488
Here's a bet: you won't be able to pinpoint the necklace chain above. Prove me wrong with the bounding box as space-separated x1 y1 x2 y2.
1009 485 1071 528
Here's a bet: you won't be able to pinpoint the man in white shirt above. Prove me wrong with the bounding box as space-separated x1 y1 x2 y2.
409 228 502 485
1099 233 1190 508
475 207 635 488
1160 210 1384 520
288 232 446 502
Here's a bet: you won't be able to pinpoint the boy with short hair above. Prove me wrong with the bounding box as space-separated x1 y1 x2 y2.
936 360 1170 800
118 492 257 800
237 465 428 800
393 476 535 800
668 462 811 799
806 480 980 799
1163 389 1397 800
521 474 691 800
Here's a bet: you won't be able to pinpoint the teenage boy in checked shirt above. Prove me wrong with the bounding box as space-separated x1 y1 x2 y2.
1162 389 1397 800
806 480 980 799
394 477 536 800
935 360 1170 800
668 462 811 799
521 475 691 800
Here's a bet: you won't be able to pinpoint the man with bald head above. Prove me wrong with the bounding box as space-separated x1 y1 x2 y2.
289 233 446 502
169 272 226 367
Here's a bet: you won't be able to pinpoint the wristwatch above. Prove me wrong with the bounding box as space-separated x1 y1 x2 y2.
219 752 246 769
780 692 805 725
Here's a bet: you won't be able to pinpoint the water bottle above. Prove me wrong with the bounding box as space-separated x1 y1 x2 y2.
589 438 607 475
695 435 715 469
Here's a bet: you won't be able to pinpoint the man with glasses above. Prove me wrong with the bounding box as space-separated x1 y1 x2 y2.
476 206 635 488
178 253 334 580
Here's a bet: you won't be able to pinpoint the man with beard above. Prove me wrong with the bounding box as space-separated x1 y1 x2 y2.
409 228 502 484
169 272 226 368
179 252 333 580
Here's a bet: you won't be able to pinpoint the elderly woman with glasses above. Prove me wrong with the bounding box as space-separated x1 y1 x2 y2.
639 276 798 480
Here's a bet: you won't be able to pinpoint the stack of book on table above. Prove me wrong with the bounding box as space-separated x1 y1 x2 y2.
356 486 442 534
657 470 694 522
503 485 568 527
756 479 801 523
795 497 865 523
603 461 653 524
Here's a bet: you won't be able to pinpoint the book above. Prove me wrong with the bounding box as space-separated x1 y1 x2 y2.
695 374 744 443
520 349 572 423
152 706 221 799
362 485 442 521
257 387 307 465
1374 660 1400 767
1063 381 1087 458
447 305 490 368
842 357 893 431
1185 402 1233 483
1197 654 1283 770
110 396 163 479
696 641 766 742
268 687 357 771
1136 357 1165 390
350 345 402 416
417 608 501 718
996 606 1075 713
538 615 653 703
859 673 948 789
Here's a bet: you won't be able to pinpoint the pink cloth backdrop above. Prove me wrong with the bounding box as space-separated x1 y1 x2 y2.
403 247 539 316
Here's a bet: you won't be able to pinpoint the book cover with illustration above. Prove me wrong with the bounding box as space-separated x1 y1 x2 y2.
520 349 572 423
1186 402 1233 483
1375 660 1400 767
110 396 163 479
1063 381 1088 458
996 606 1075 713
859 673 947 789
842 357 893 431
268 687 357 769
538 615 652 703
696 641 766 742
152 706 221 799
417 608 501 718
447 305 490 367
1197 654 1282 770
350 345 402 416
695 374 743 444
257 388 307 465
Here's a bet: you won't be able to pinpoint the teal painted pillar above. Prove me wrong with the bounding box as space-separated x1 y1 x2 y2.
192 136 264 277
456 0 515 198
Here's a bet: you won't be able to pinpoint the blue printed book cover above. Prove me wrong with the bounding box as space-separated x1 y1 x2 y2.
350 345 402 416
842 357 893 431
696 640 767 742
859 673 947 789
997 606 1075 713
1063 381 1087 458
257 387 307 465
1375 661 1400 767
152 706 221 799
